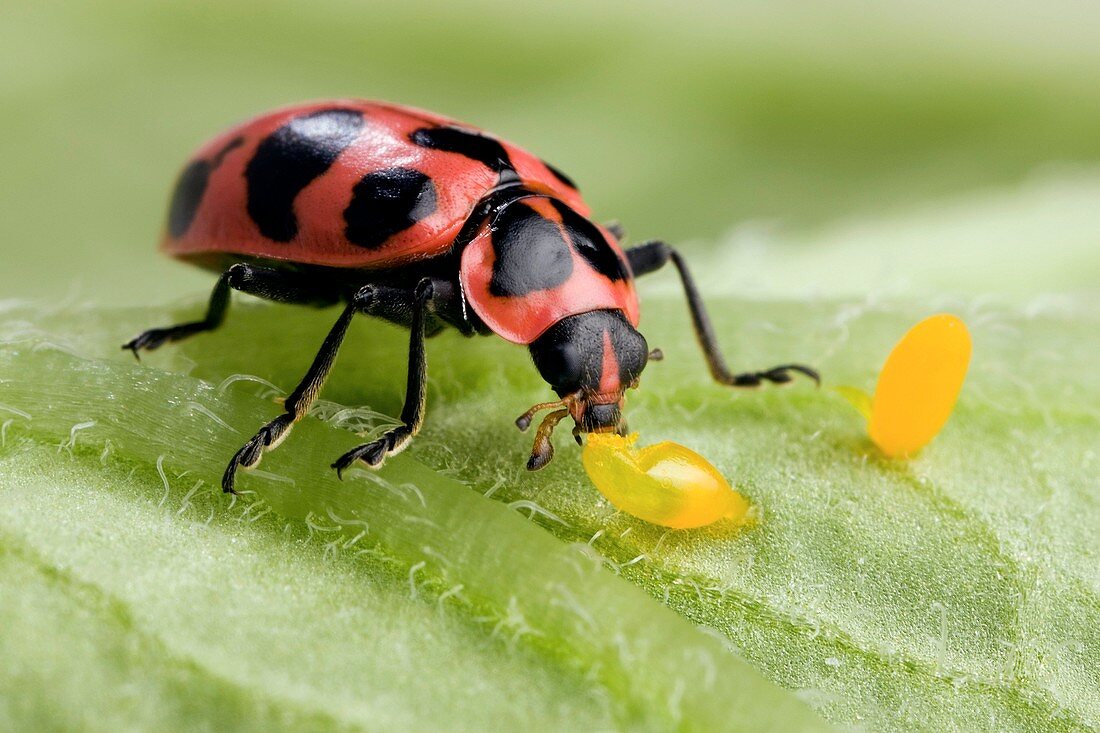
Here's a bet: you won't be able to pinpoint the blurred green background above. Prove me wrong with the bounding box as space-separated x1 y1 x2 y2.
2 0 1099 305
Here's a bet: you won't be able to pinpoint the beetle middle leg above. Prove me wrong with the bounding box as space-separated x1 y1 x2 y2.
331 278 434 476
221 277 442 492
626 240 819 387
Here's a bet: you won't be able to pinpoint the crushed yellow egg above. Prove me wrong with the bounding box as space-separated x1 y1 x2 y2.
582 433 750 529
841 313 971 458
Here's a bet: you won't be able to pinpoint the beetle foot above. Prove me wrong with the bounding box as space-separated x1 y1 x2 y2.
222 440 262 495
122 328 172 358
332 436 392 477
728 364 820 388
222 414 294 494
123 322 208 359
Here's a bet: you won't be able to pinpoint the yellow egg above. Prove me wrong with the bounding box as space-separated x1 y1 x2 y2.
582 433 750 529
867 313 971 457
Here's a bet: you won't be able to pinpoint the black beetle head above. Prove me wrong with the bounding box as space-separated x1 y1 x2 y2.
519 310 652 469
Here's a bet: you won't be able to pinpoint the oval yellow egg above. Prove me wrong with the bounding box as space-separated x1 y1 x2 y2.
582 434 750 529
868 313 971 458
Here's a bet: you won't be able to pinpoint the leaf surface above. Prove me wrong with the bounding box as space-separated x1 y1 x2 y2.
1 289 1096 732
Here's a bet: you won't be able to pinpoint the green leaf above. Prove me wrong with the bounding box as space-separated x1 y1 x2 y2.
2 288 1097 732
0 304 831 733
0 448 616 732
833 386 873 422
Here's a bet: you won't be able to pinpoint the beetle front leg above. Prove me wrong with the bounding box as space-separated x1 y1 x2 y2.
626 240 820 387
332 278 434 476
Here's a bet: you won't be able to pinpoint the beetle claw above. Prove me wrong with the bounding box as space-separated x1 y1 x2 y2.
332 438 389 477
767 364 820 387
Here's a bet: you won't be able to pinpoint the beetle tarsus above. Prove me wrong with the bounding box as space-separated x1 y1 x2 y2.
222 414 293 493
221 463 241 495
728 363 820 388
122 328 175 356
332 437 391 477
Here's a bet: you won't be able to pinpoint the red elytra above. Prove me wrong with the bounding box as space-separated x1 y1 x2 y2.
163 99 637 343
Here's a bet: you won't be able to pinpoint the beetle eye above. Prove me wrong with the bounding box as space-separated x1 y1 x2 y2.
536 342 583 392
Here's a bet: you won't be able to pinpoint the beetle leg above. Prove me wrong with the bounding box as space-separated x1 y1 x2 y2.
331 278 435 476
221 283 377 493
122 263 339 358
626 241 820 387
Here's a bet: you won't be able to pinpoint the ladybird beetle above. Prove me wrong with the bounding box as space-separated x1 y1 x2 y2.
124 100 818 493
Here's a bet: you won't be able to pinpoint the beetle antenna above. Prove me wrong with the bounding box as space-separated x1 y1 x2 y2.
514 392 580 431
648 348 664 361
515 400 564 431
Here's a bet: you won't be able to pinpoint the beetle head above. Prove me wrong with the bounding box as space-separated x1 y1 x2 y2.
519 310 659 470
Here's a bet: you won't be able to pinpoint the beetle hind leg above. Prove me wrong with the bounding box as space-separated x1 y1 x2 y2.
123 263 339 357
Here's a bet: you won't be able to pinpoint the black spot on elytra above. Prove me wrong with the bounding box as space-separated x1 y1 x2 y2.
167 161 212 239
210 137 245 167
489 202 573 297
246 108 364 242
344 167 437 249
543 160 578 191
411 126 514 174
549 200 629 281
166 136 244 238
